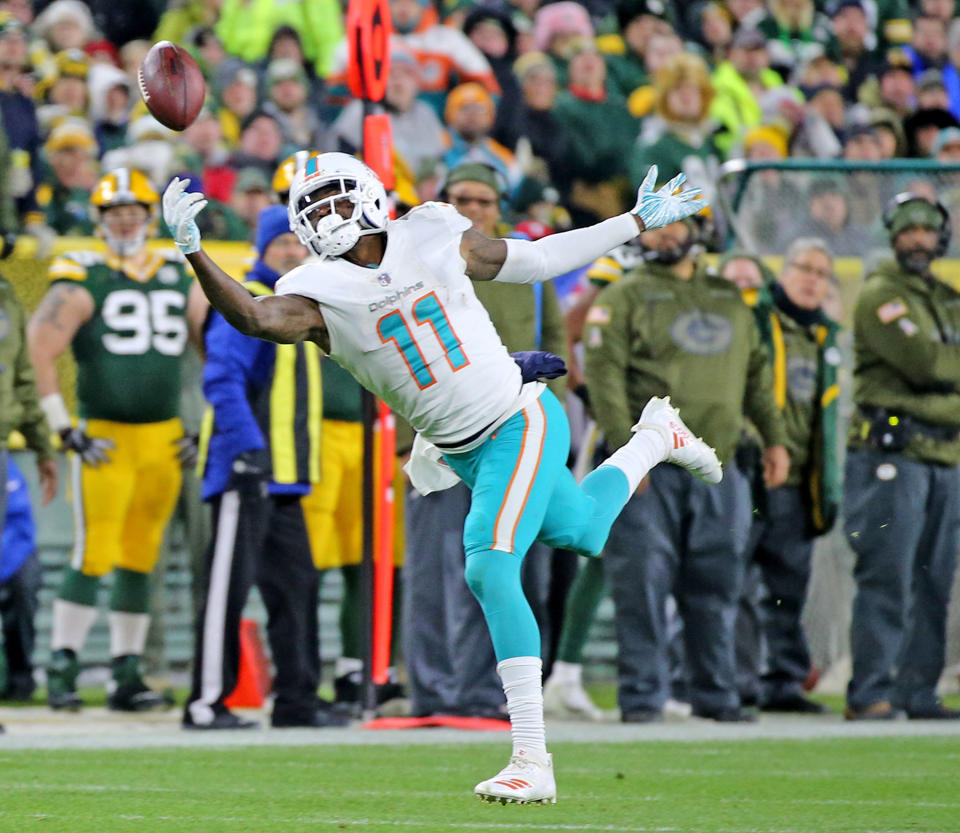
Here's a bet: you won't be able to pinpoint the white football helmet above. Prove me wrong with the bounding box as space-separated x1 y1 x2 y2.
287 152 389 258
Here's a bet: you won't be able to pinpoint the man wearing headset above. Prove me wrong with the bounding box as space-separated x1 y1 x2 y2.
844 193 960 721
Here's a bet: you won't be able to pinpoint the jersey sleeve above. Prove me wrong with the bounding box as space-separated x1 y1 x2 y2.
399 201 472 242
47 253 89 283
275 262 327 304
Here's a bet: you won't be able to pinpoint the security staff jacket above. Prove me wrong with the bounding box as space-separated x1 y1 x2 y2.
198 260 323 500
584 260 787 463
0 275 53 461
1 456 36 582
849 259 960 466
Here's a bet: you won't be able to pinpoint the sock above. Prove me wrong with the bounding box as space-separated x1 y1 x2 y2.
598 428 668 494
59 567 100 606
549 660 583 685
109 611 151 657
110 567 151 614
555 557 606 664
51 599 98 653
498 656 547 759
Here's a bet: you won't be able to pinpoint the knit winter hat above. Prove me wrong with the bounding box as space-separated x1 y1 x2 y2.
256 204 293 258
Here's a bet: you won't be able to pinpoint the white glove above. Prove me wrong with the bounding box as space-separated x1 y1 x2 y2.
631 165 705 231
162 177 207 255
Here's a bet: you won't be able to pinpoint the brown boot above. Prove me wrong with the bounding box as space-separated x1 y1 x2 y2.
843 700 903 721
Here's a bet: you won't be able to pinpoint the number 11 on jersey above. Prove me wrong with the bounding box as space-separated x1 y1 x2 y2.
377 291 469 389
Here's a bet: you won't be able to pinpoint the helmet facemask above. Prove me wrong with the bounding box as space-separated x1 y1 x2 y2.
288 155 389 260
99 203 154 258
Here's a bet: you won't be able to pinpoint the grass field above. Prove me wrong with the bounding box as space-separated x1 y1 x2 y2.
2 736 959 833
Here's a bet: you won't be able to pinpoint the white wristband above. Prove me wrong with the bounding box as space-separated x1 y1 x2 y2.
496 213 640 284
40 393 71 433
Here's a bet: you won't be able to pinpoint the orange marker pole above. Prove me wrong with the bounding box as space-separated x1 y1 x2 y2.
372 401 395 685
348 0 393 717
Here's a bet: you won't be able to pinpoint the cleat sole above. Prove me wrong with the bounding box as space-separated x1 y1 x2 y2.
476 793 557 805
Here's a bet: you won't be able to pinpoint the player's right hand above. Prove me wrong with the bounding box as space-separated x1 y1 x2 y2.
59 427 114 467
631 166 705 231
162 177 207 255
511 351 567 383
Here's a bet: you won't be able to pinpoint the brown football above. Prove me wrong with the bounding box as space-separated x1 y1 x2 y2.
137 41 206 131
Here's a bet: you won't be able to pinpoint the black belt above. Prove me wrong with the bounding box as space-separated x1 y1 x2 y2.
859 405 960 446
433 418 499 451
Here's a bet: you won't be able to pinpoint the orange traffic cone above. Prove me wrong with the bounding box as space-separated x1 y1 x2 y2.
224 618 272 709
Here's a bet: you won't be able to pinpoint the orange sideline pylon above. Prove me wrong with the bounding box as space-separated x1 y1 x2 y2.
224 618 272 709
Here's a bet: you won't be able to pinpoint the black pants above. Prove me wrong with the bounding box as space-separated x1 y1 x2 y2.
0 551 41 698
736 487 817 704
185 486 319 725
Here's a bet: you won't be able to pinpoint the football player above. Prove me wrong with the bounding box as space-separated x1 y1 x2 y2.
164 154 719 804
28 168 208 711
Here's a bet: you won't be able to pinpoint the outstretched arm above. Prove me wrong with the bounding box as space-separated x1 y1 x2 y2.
187 249 327 346
165 178 328 348
462 166 703 282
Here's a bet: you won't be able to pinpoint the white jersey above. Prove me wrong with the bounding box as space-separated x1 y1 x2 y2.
275 202 526 447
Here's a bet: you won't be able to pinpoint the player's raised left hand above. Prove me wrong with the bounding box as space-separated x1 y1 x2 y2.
632 166 705 231
163 177 206 255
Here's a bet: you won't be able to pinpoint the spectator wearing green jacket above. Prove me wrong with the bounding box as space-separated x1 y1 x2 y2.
627 53 721 205
603 0 676 99
0 274 58 551
552 39 639 224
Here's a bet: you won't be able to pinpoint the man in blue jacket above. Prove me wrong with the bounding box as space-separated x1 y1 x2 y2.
184 206 346 730
1 456 41 707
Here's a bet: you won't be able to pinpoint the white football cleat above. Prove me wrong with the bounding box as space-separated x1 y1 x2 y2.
543 673 604 721
475 751 557 805
636 396 722 484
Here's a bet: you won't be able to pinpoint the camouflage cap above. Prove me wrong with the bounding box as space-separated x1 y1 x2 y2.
887 197 944 239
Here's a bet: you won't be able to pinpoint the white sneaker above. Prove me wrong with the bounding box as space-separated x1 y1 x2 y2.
635 396 722 484
475 751 557 804
543 675 604 721
663 698 693 720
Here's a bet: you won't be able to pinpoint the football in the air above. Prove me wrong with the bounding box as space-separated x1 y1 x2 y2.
137 41 205 131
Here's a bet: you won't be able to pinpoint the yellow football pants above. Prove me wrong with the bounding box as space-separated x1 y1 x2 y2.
69 418 183 577
302 420 404 570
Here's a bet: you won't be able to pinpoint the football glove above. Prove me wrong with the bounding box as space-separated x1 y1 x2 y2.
631 165 705 231
174 434 199 469
59 427 114 467
162 177 207 255
511 351 567 383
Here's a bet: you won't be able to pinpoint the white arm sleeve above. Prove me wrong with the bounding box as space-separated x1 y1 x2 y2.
495 213 640 284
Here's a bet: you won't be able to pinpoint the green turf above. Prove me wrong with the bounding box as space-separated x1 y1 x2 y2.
1 737 957 832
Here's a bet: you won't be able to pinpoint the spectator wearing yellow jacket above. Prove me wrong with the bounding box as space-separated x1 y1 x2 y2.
710 27 785 155
215 0 344 79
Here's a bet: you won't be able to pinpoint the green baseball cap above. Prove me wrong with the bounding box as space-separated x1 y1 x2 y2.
444 163 501 198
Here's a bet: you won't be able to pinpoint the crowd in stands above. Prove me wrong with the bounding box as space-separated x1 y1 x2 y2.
0 0 957 253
